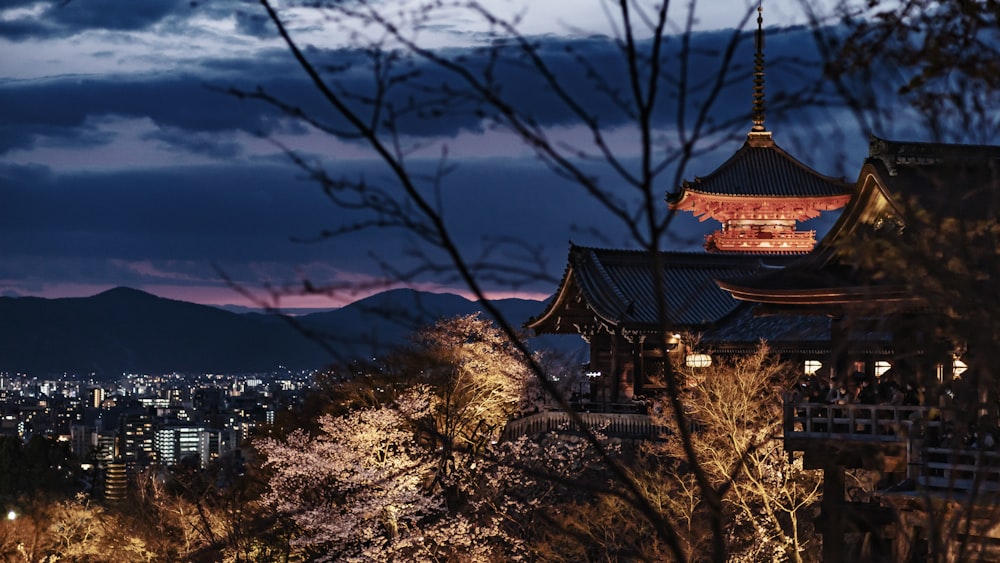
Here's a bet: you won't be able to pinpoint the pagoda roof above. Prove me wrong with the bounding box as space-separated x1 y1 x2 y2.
526 245 791 335
670 137 851 203
716 135 1000 308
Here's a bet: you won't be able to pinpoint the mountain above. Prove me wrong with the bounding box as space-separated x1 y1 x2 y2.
0 287 583 378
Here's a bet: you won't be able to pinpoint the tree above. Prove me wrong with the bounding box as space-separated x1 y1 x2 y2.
256 388 523 561
813 0 1000 143
255 314 620 560
46 495 157 563
408 315 531 481
661 345 822 562
0 435 80 499
533 345 822 562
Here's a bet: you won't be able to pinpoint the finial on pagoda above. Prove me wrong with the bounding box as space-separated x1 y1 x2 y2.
748 3 772 145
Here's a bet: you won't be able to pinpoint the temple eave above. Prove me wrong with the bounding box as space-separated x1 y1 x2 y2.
673 193 852 223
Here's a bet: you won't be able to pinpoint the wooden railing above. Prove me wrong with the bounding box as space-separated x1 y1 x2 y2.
709 229 817 252
917 447 1000 494
502 411 665 441
784 398 1000 497
783 399 933 443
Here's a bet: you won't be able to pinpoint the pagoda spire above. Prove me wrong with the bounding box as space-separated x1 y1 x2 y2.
748 3 772 144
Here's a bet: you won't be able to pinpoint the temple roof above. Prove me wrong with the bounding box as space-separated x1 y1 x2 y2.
670 139 852 202
716 135 1000 307
701 303 830 352
526 245 791 335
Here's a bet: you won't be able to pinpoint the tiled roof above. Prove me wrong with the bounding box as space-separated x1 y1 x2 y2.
716 135 1000 305
701 303 831 353
673 140 850 199
529 245 791 332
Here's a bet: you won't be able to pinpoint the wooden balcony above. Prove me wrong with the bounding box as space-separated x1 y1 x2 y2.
784 397 1000 497
708 229 817 253
918 447 1000 494
502 411 665 441
783 400 932 444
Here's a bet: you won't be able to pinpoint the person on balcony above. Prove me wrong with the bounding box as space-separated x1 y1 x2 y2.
826 380 852 405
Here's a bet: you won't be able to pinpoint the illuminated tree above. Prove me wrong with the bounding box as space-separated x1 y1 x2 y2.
660 346 821 562
256 388 525 561
529 345 821 562
409 314 531 477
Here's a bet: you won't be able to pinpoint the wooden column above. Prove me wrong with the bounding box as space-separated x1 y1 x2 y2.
632 335 645 397
821 460 846 562
609 328 621 404
830 314 850 385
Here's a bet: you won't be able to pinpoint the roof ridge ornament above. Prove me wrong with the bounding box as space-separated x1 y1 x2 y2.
748 3 773 146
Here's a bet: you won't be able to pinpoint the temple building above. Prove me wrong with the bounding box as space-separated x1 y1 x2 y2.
526 6 847 398
524 248 794 402
668 7 851 254
721 135 1000 562
523 10 1000 559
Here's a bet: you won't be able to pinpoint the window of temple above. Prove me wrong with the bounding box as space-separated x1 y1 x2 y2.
804 360 823 375
685 354 712 368
875 361 892 378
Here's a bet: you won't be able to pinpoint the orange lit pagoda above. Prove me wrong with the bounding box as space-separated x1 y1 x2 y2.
668 7 851 254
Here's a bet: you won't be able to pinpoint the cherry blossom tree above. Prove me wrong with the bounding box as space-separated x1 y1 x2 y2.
257 388 526 561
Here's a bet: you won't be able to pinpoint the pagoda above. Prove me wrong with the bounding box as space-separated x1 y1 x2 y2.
526 5 848 401
668 6 851 254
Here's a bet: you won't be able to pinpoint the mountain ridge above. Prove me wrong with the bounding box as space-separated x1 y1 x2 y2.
0 287 579 378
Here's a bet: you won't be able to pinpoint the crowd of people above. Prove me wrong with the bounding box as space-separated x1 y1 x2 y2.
796 369 921 407
790 368 1000 451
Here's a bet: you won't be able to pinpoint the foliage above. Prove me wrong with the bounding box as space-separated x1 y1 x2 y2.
512 345 822 563
256 387 517 561
409 315 532 459
254 314 633 561
649 346 821 562
0 494 157 563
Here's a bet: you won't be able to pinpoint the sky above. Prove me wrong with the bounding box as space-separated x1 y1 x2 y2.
0 0 876 311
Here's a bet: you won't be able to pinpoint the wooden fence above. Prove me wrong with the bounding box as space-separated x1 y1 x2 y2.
502 411 665 441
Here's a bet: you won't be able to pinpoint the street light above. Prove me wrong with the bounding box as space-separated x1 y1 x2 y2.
6 509 15 521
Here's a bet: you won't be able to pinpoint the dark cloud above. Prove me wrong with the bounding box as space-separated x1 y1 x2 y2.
0 0 287 42
0 0 190 40
0 70 309 154
0 18 53 41
0 154 719 296
141 127 243 159
50 0 188 31
234 10 274 38
0 25 835 155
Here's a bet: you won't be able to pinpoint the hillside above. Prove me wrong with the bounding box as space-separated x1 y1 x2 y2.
0 287 582 378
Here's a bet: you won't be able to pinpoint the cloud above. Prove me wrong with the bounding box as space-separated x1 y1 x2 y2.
0 3 868 307
141 126 243 159
0 151 724 301
0 0 186 40
0 24 837 157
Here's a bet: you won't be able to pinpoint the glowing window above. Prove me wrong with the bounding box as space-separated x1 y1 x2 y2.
804 360 822 375
953 358 968 377
685 354 712 368
875 361 892 378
